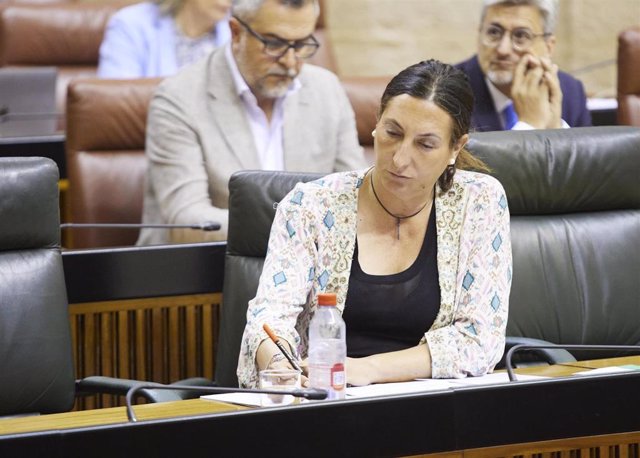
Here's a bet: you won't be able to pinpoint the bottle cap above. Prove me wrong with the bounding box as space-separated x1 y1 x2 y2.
317 292 337 306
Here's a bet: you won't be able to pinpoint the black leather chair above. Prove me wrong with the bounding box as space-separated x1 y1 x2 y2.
215 171 322 387
0 157 211 416
216 126 640 387
467 126 640 364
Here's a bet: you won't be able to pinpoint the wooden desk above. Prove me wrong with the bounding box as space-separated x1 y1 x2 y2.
2 355 581 437
0 399 245 436
559 355 640 370
1 358 639 458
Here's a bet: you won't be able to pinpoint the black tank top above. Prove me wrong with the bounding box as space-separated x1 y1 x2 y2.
343 206 440 358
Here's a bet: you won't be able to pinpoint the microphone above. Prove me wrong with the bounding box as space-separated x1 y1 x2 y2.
0 108 60 121
125 383 328 422
60 222 221 231
505 344 640 381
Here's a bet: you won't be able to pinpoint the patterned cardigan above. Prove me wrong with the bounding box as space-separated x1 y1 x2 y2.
237 168 512 388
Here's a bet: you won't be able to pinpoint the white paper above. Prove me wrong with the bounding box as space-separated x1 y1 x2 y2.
572 366 639 376
200 373 551 404
446 372 548 386
346 379 452 398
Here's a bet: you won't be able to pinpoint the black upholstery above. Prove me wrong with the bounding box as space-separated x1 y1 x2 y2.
216 171 322 387
216 126 640 387
0 157 213 416
468 126 640 362
0 157 76 414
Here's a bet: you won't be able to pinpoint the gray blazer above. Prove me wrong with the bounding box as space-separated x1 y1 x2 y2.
138 46 366 245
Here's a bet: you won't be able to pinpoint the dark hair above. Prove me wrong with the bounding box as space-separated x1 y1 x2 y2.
378 59 487 191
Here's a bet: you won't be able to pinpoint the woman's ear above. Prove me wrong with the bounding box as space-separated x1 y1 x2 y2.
454 134 469 155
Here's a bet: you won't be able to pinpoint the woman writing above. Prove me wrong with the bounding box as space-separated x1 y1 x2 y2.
238 59 512 388
98 0 231 78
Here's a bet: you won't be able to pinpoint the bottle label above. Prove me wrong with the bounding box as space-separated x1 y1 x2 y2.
331 363 345 391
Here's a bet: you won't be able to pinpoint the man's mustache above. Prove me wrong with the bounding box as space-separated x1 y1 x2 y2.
268 68 297 78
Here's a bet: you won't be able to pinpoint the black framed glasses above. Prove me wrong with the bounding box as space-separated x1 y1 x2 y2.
233 15 320 59
481 24 551 52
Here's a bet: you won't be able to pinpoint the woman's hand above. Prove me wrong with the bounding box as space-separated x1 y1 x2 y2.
257 339 308 386
299 358 310 387
346 357 375 386
346 345 432 386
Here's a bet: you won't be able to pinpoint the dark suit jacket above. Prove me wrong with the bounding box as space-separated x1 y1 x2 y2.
455 55 592 132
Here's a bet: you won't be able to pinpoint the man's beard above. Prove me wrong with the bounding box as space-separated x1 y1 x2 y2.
256 69 297 99
487 68 513 87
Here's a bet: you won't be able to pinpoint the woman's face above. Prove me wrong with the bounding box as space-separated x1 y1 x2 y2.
374 94 467 200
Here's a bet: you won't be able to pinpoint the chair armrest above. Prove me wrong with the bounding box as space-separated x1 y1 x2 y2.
496 337 577 369
76 376 215 403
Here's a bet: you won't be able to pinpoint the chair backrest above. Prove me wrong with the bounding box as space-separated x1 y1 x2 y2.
617 26 640 126
467 126 640 359
0 156 76 415
216 171 322 387
0 2 123 126
65 77 162 248
216 126 640 386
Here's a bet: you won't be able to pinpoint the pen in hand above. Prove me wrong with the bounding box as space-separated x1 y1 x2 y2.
263 323 302 372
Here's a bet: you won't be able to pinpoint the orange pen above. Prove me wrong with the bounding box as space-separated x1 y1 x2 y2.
263 323 302 372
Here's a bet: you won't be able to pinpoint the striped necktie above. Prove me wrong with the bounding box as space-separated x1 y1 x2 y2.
503 103 519 130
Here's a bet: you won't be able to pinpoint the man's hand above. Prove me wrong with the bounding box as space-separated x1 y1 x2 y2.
511 54 563 129
541 57 563 129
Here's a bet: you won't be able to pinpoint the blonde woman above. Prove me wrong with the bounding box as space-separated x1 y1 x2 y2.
98 0 231 78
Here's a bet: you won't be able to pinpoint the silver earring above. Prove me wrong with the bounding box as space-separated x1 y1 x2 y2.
371 129 376 137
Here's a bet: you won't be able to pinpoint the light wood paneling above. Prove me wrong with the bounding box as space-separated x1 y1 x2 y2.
69 293 222 410
406 431 640 457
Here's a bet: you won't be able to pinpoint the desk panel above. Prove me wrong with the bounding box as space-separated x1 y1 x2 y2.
62 243 227 409
454 372 640 450
0 134 65 177
1 371 639 458
62 242 226 303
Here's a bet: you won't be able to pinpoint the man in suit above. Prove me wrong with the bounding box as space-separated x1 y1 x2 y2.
138 0 366 245
456 0 591 132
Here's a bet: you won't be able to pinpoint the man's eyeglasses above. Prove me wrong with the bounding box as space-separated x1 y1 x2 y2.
233 15 320 59
481 24 551 52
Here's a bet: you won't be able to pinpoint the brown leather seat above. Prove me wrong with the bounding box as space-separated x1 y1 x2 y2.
65 77 162 248
0 2 124 128
341 76 390 163
617 26 640 126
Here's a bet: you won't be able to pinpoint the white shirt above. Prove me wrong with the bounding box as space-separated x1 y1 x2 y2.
485 76 568 130
225 44 301 170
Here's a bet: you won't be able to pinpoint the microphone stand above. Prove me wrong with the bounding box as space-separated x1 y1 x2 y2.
125 383 328 422
61 222 221 231
505 344 640 381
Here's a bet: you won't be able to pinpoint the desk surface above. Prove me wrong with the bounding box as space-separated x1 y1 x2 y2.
558 355 640 369
0 399 245 436
1 357 639 458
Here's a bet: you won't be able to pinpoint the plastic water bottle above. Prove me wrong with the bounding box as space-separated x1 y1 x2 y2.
308 292 346 400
